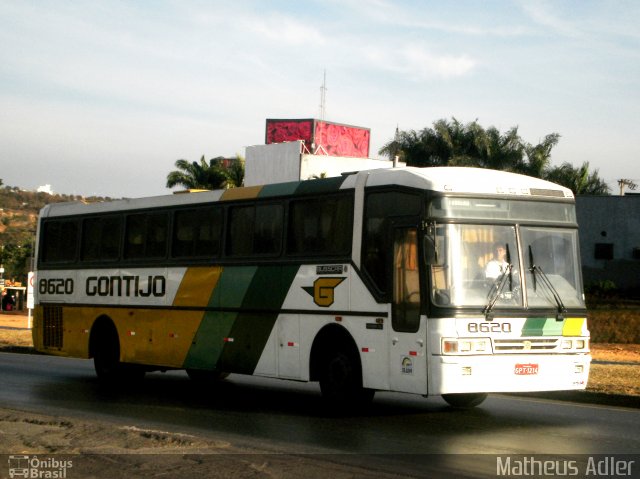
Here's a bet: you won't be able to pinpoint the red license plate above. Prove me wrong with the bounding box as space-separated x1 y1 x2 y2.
515 363 538 375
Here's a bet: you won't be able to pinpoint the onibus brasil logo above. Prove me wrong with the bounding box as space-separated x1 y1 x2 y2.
8 455 73 478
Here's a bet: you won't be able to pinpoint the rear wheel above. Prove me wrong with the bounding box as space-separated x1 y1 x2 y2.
91 319 145 383
442 392 488 408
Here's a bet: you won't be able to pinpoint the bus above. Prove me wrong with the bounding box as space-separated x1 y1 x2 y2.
33 167 591 408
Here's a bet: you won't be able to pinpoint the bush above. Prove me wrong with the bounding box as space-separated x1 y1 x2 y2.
588 308 640 344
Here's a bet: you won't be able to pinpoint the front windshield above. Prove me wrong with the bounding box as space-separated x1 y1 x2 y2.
431 224 521 308
521 227 584 308
430 224 585 309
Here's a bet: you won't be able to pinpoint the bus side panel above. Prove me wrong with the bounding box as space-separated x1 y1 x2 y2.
349 271 391 392
184 265 299 376
116 309 203 367
182 266 255 371
277 264 390 390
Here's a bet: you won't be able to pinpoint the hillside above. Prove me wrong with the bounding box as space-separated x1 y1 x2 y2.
0 184 115 281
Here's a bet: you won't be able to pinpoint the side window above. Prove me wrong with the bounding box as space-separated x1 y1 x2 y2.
393 228 421 332
227 203 283 257
287 196 353 256
227 205 254 256
124 212 168 260
41 220 79 264
362 191 421 296
254 204 283 255
172 207 222 258
82 216 122 261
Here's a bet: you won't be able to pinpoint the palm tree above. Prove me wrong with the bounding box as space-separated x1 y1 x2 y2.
166 155 245 190
379 118 564 177
544 161 610 195
224 154 245 188
522 133 560 178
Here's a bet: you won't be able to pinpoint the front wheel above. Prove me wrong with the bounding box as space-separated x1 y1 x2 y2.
319 350 374 406
186 369 229 383
442 392 488 408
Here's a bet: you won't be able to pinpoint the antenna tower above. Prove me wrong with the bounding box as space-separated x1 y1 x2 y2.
319 70 327 120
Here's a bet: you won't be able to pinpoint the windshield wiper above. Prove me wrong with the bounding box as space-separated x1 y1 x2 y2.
484 244 514 320
528 245 566 319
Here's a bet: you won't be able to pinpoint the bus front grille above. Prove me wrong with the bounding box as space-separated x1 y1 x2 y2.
43 306 63 349
493 338 558 353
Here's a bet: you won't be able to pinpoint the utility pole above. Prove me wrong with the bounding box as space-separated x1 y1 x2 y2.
617 179 638 196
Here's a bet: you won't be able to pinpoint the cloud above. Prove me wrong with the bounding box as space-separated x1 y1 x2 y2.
520 2 582 38
363 43 477 80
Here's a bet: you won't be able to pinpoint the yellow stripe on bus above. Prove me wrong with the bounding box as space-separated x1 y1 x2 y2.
562 317 586 336
173 266 223 307
220 185 263 201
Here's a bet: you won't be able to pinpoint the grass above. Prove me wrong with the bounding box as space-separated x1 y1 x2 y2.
588 364 640 396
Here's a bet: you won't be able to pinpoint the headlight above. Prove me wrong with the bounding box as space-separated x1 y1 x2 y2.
442 338 492 355
560 338 589 351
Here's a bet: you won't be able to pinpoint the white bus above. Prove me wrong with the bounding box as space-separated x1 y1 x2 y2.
33 167 590 407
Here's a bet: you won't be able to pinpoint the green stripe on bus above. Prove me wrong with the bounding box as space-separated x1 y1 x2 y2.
183 266 257 370
294 176 347 195
183 265 300 374
259 181 300 198
183 311 238 370
522 317 564 336
217 265 299 375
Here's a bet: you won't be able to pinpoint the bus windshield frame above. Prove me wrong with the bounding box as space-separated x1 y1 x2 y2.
426 196 585 312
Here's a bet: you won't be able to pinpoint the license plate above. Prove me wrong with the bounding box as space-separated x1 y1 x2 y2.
515 363 538 375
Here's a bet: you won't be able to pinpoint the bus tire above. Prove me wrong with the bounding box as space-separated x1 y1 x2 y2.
442 393 487 408
90 317 144 383
319 348 374 406
186 369 229 383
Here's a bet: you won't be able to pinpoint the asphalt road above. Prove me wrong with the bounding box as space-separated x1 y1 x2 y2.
1 352 639 477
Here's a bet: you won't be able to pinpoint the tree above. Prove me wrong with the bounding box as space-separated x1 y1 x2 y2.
522 133 560 178
379 118 610 195
544 162 610 195
379 118 527 172
0 240 32 283
224 154 245 188
166 155 244 191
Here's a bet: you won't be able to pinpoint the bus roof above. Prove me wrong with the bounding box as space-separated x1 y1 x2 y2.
39 167 573 218
361 167 574 199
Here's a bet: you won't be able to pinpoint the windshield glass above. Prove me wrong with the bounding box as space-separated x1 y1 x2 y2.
430 224 522 308
521 227 584 308
429 224 585 309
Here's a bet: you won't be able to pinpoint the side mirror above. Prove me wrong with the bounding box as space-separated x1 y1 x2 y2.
424 235 438 265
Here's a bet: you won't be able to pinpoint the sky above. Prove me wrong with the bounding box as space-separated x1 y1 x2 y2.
1 0 639 198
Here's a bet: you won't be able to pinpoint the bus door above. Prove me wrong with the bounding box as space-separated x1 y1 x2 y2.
388 226 428 394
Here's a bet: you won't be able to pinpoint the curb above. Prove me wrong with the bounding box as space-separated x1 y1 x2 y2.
506 390 640 409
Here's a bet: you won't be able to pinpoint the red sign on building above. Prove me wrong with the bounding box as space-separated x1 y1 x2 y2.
265 119 370 158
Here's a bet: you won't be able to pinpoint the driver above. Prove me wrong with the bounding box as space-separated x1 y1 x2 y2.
485 242 509 280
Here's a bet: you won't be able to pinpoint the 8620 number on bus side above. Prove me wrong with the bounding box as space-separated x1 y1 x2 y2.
39 278 74 295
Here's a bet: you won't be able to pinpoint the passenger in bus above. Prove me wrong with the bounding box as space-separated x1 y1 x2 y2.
485 242 509 280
